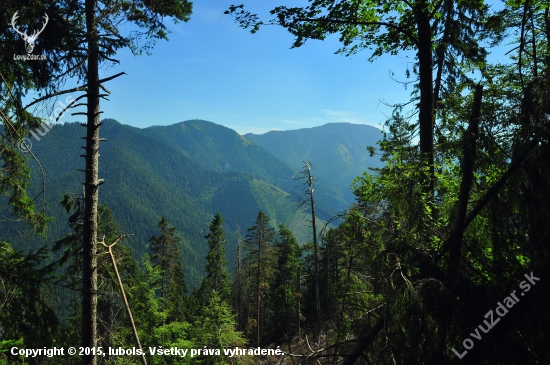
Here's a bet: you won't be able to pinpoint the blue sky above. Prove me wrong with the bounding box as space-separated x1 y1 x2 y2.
19 1 511 135
67 1 416 135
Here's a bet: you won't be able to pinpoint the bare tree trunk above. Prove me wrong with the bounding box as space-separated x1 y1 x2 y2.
296 162 321 339
82 0 101 363
293 161 321 340
306 165 321 339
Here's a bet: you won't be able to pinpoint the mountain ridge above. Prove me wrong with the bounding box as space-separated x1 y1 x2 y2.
0 119 382 287
245 122 384 204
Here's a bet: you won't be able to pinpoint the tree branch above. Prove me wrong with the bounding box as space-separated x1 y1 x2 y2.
24 86 88 110
98 72 127 84
342 316 384 365
435 138 538 262
99 235 146 365
296 18 419 46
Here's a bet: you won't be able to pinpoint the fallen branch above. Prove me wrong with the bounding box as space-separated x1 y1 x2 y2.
342 316 384 365
99 234 147 365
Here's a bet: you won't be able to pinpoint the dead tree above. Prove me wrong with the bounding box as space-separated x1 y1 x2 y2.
294 161 321 339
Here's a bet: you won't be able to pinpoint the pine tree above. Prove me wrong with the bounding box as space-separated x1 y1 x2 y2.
200 213 231 301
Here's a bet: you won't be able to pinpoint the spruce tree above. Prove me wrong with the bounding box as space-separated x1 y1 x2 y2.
168 262 188 322
244 210 276 346
55 195 141 354
0 241 60 358
319 227 342 323
148 216 187 321
269 223 302 340
232 224 247 333
200 213 231 301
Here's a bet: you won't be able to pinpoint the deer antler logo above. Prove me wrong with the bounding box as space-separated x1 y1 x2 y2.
11 11 49 54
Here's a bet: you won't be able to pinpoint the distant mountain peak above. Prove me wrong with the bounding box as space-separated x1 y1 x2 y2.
246 122 381 137
244 122 383 204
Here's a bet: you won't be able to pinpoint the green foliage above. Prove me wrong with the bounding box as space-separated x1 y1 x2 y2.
199 213 231 302
187 292 246 365
223 1 550 363
267 224 302 340
0 241 61 362
114 258 245 365
1 119 336 288
53 196 141 361
0 0 84 234
54 194 123 288
148 216 188 322
0 143 50 233
3 0 550 363
149 216 186 295
242 211 276 345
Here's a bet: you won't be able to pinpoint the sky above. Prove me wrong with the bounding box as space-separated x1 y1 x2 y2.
45 1 416 135
23 1 508 136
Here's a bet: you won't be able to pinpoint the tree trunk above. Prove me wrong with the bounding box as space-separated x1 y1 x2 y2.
310 182 321 338
304 163 321 338
433 0 454 105
448 84 483 278
435 85 483 363
82 0 101 363
415 0 435 198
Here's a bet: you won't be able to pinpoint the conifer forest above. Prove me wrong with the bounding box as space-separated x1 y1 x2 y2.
1 0 550 364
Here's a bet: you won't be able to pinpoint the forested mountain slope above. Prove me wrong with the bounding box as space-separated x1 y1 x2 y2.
144 119 349 215
0 119 363 286
245 122 384 203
